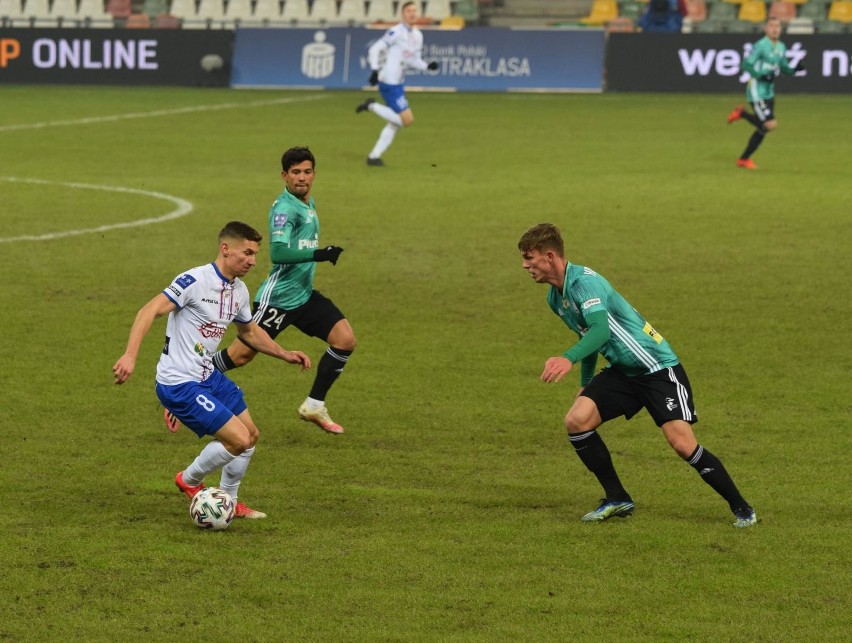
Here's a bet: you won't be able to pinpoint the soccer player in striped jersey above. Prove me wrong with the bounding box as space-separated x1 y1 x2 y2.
355 1 440 166
211 147 356 435
519 223 756 528
727 17 802 170
113 221 311 520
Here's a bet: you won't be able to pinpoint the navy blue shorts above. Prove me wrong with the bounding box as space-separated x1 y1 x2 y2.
156 370 247 438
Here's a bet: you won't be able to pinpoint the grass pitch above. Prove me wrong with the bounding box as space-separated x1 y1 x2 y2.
0 86 850 641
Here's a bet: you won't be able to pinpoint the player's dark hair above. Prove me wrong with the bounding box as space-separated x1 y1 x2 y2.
219 221 262 244
518 223 565 257
281 146 316 172
401 1 417 10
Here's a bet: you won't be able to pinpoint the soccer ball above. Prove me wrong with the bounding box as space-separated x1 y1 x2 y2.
189 487 235 530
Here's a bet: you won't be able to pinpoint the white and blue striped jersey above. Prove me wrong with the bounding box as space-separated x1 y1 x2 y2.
158 262 253 385
368 22 428 85
547 264 679 377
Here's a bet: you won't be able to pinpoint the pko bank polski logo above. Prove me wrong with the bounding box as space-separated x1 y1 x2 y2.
677 42 852 80
0 36 158 70
301 31 335 80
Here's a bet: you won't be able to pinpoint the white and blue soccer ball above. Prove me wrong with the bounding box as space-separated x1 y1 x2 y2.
189 487 235 530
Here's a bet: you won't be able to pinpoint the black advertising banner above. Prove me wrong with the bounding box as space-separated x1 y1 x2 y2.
0 29 233 86
606 33 852 93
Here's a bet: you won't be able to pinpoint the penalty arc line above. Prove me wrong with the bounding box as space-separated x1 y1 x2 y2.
0 177 194 243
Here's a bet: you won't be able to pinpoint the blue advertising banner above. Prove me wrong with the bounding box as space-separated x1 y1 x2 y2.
231 27 605 92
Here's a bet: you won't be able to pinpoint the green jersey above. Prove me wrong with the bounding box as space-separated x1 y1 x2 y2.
741 36 793 101
548 264 679 377
255 188 319 310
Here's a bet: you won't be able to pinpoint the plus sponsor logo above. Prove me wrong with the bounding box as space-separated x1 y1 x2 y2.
199 322 227 340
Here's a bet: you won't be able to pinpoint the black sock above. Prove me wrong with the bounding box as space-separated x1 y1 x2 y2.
212 349 236 372
308 347 352 401
740 130 765 160
686 445 750 513
740 111 761 127
569 430 631 502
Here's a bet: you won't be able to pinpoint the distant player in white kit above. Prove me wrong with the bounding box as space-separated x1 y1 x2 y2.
113 221 311 520
355 0 440 166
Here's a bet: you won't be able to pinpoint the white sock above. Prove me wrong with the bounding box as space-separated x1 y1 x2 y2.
219 446 255 504
370 103 403 127
304 396 324 410
369 123 399 159
182 441 236 486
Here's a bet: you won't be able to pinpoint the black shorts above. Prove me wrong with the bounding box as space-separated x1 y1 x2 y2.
750 98 775 123
581 364 698 427
249 290 345 342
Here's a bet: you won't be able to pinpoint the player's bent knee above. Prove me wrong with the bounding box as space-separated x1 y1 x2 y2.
565 411 595 434
328 321 356 351
247 429 259 448
661 421 697 458
220 438 250 456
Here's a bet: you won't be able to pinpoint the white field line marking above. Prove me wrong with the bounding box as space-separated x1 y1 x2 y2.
1 94 327 241
0 177 193 243
0 94 327 132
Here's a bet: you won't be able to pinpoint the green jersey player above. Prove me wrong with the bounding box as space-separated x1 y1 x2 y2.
519 223 756 528
211 147 356 435
727 17 802 169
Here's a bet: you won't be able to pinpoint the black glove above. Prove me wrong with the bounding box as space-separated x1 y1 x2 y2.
427 61 439 71
313 246 343 265
760 73 775 82
368 70 379 85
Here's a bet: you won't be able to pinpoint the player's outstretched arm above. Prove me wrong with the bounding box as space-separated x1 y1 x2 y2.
113 293 176 385
236 321 311 371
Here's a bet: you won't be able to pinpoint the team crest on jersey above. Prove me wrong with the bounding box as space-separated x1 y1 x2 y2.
562 298 579 313
273 213 287 228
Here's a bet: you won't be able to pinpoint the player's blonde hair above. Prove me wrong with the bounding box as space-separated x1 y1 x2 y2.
518 223 565 257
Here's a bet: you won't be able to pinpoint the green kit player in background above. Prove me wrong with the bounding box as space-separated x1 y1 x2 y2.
211 147 356 435
519 223 756 528
727 16 803 170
